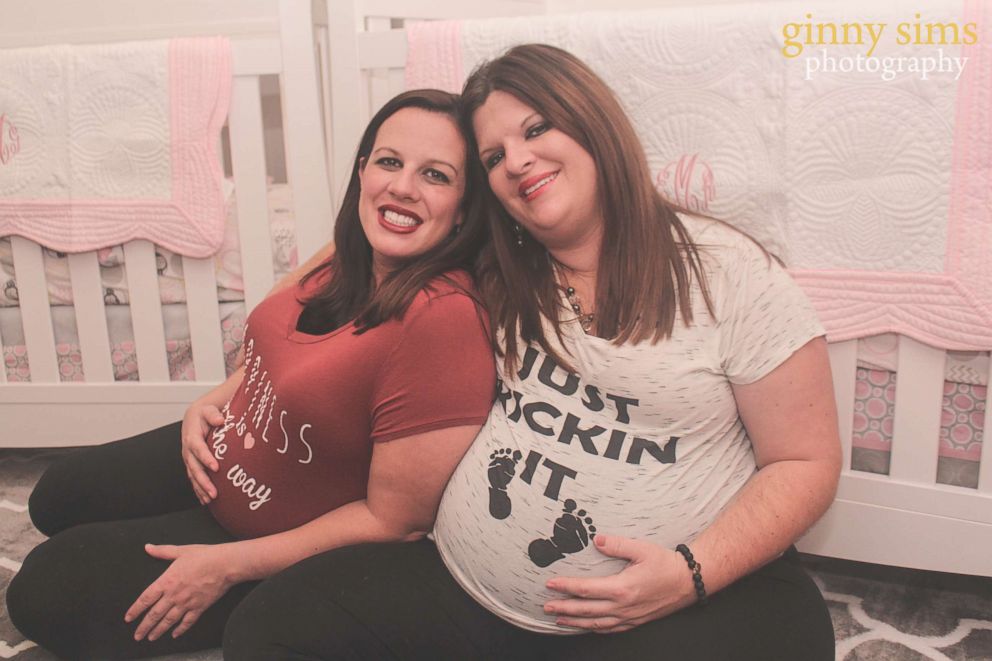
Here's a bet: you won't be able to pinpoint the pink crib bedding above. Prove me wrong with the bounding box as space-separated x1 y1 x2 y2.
851 368 986 488
835 335 987 488
853 371 985 463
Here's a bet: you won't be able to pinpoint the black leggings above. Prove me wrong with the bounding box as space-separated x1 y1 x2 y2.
6 422 258 659
8 423 835 660
223 543 835 661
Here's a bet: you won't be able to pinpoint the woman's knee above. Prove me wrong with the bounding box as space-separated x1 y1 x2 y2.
222 586 284 661
6 561 43 645
224 546 410 661
28 456 79 536
736 556 835 660
222 579 347 661
7 537 85 658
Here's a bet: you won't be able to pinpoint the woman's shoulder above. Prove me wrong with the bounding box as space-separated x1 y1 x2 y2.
677 214 773 270
407 269 484 316
678 214 753 250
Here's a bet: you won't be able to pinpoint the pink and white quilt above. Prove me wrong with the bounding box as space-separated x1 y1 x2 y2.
0 37 231 257
406 0 992 351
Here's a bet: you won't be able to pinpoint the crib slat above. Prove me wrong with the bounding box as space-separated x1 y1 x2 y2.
122 241 170 382
356 30 408 70
231 38 283 77
827 339 858 472
67 252 114 382
366 17 395 119
0 315 6 384
314 25 336 207
387 68 405 97
979 356 992 494
278 0 334 263
9 237 59 383
228 75 275 312
0 250 8 383
326 0 365 204
182 256 226 383
889 337 945 483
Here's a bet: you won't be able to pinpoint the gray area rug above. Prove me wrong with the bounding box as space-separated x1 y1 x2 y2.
2 448 990 660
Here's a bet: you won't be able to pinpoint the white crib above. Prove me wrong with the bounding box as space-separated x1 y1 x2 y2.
0 0 334 446
0 0 548 448
2 0 990 580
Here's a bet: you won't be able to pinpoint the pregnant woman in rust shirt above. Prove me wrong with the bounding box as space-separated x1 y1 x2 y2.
7 89 495 660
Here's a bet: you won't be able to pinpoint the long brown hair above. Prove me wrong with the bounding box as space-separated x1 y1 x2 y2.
460 44 712 372
299 89 486 333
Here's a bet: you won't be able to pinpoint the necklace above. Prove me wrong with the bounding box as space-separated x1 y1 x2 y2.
554 265 596 333
564 285 596 333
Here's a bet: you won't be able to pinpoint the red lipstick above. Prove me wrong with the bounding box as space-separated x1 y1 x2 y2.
378 205 423 234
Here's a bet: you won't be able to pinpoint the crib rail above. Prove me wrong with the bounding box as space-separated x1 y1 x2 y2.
0 3 333 446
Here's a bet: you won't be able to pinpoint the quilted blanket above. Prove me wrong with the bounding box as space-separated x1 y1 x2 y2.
0 37 231 258
406 0 992 350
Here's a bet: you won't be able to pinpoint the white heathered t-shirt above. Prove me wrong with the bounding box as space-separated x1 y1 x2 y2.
432 216 826 634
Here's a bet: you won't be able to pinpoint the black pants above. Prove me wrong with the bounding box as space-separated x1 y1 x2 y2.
8 423 835 661
224 542 835 661
7 422 259 660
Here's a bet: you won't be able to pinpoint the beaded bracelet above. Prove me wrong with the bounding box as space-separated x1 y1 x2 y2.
675 544 708 606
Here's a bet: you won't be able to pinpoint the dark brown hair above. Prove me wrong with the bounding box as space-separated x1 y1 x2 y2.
460 44 712 371
299 89 486 333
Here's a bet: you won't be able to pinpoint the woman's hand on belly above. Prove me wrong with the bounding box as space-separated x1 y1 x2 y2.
181 403 224 504
124 543 236 642
543 534 697 633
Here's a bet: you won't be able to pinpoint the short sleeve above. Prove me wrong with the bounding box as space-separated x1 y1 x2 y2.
714 236 825 384
370 292 496 442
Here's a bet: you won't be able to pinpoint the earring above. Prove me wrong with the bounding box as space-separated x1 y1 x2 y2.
451 224 462 237
513 223 524 247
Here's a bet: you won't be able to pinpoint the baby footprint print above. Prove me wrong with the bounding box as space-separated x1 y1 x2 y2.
487 448 521 520
528 499 596 568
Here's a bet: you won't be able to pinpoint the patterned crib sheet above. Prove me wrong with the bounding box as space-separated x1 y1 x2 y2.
850 335 986 488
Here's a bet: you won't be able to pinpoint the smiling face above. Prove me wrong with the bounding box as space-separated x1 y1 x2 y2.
473 90 603 252
358 107 467 277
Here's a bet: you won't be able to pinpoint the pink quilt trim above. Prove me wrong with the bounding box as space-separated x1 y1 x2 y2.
167 37 232 256
0 37 231 258
791 270 992 350
405 21 463 93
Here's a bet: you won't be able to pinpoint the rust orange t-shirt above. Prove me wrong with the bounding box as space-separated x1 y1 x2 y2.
207 271 495 539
